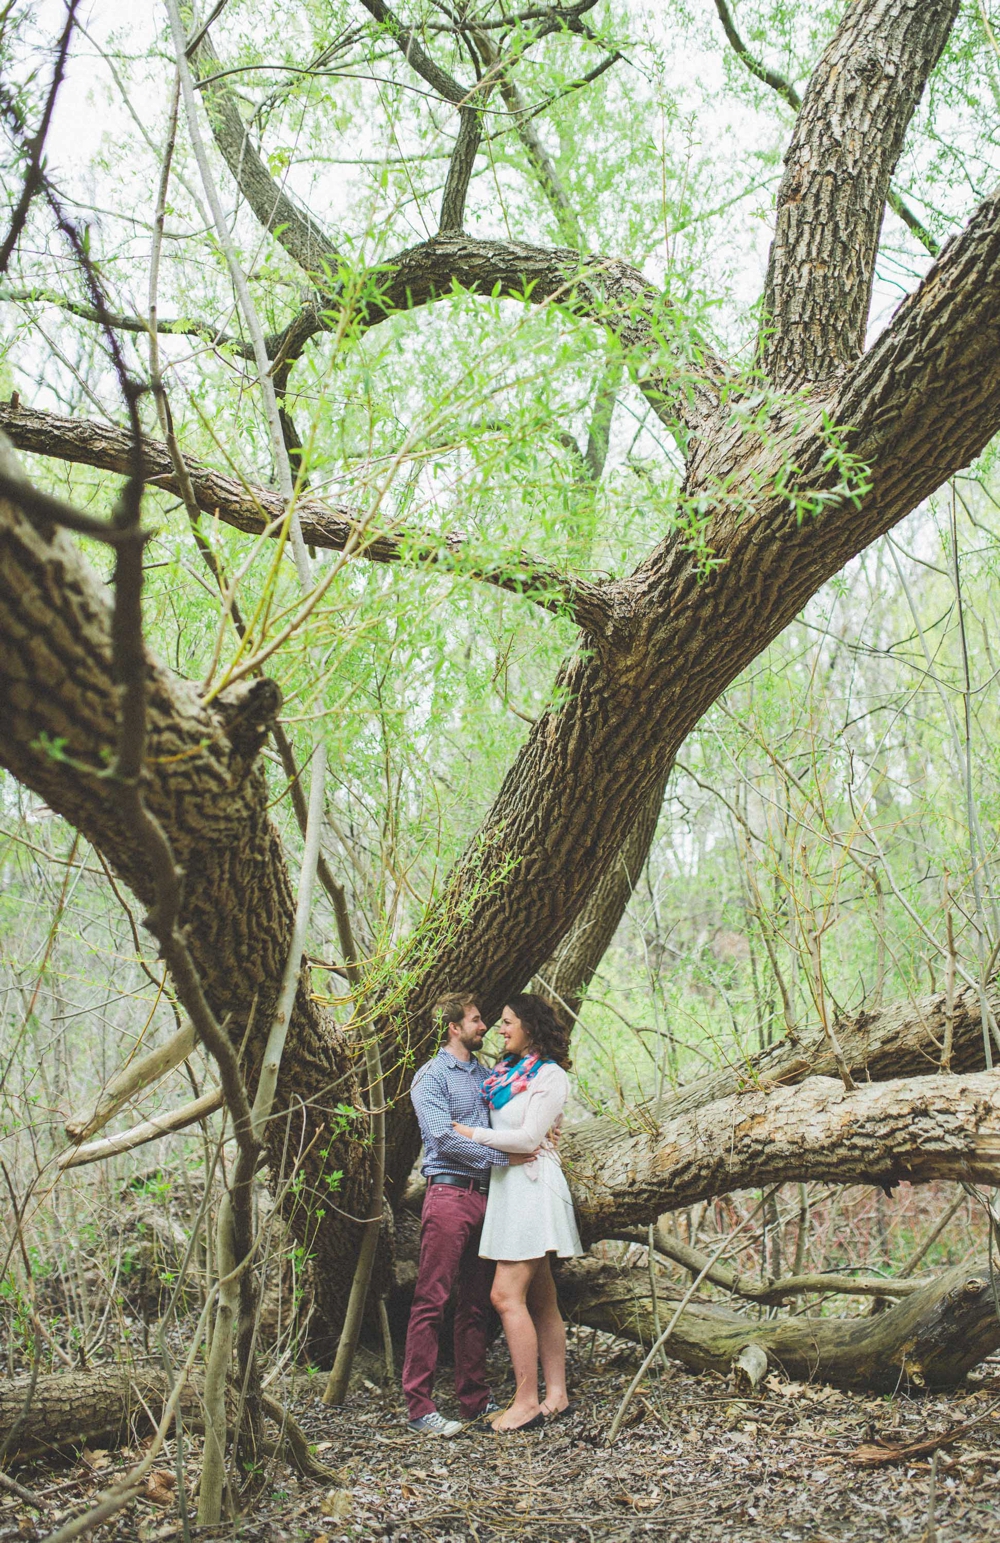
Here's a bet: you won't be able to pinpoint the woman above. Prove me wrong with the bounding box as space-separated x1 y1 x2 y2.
452 993 582 1431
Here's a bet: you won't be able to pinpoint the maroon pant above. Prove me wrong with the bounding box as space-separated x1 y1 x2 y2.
402 1182 495 1420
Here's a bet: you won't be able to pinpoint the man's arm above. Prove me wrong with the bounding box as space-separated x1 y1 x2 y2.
411 1067 506 1170
463 1067 566 1153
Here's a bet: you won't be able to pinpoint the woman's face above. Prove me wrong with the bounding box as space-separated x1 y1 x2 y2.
499 1006 531 1058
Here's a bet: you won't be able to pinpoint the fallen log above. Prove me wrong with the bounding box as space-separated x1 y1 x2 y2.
0 1368 326 1475
562 980 998 1237
564 1070 1000 1242
0 1368 210 1464
554 1255 1000 1392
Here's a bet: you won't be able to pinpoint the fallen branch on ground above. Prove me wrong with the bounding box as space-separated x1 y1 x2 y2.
554 1255 1000 1393
630 1224 930 1303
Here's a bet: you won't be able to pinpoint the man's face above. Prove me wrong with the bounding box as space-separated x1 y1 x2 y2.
451 1003 486 1051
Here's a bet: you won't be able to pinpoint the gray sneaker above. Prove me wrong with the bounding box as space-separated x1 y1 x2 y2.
408 1410 462 1438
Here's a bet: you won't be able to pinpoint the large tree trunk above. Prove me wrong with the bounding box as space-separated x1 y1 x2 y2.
555 1256 1000 1393
0 490 370 1333
3 0 999 1353
566 1070 1000 1242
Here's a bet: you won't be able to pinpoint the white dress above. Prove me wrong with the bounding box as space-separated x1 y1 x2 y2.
472 1063 583 1262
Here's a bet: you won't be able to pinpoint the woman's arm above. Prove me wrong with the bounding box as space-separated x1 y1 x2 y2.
462 1066 567 1153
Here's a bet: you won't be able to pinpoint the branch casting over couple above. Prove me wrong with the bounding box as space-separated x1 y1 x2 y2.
403 992 582 1435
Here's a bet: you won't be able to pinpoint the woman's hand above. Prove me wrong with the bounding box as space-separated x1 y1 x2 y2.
452 1121 475 1139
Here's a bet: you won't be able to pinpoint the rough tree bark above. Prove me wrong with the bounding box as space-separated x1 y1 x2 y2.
562 978 1000 1236
0 1369 213 1464
1 0 996 1348
565 1070 1000 1244
0 1369 320 1471
0 489 369 1331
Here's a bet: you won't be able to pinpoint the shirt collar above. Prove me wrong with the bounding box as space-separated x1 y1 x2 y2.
437 1047 480 1070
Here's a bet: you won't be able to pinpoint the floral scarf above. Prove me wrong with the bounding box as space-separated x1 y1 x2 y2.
482 1052 546 1111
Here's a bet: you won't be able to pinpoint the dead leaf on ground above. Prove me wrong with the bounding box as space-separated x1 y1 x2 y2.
142 1469 177 1507
320 1487 353 1520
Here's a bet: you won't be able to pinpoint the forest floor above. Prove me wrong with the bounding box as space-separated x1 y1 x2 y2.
6 1331 1000 1543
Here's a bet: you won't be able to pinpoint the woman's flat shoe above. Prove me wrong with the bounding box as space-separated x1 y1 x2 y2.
491 1412 545 1433
543 1401 578 1421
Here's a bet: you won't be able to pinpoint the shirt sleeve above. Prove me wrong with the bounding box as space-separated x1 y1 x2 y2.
471 1065 567 1153
411 1066 507 1170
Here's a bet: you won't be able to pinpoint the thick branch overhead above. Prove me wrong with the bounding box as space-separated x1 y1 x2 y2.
761 0 957 384
0 401 614 633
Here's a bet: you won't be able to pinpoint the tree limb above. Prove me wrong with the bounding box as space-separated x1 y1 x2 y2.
641 1224 927 1303
366 235 725 441
761 0 958 384
0 400 613 634
0 482 369 1333
713 0 939 258
64 1020 197 1143
191 30 341 282
564 1070 1000 1242
58 1089 224 1169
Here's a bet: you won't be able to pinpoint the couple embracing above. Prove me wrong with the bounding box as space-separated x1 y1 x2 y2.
402 991 583 1435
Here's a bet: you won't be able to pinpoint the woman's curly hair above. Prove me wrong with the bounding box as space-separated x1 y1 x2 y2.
503 993 572 1070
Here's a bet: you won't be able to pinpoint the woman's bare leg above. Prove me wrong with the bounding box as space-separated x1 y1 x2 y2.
490 1259 543 1428
527 1256 569 1414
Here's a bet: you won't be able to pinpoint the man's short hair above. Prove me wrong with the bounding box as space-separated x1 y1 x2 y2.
433 992 477 1036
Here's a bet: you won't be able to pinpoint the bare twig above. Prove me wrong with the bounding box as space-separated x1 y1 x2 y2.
0 0 80 275
609 1194 778 1441
898 1194 966 1279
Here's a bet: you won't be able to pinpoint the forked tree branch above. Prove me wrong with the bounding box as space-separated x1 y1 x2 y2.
64 1020 197 1142
59 1089 224 1169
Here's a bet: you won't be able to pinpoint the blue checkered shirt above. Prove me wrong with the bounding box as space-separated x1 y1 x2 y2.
411 1048 509 1178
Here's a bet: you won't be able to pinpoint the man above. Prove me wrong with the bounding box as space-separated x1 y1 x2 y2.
402 992 535 1436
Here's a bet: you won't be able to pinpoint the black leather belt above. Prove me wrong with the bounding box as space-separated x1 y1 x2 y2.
429 1174 489 1195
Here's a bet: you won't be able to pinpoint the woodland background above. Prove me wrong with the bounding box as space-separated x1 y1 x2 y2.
3 0 1000 1538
